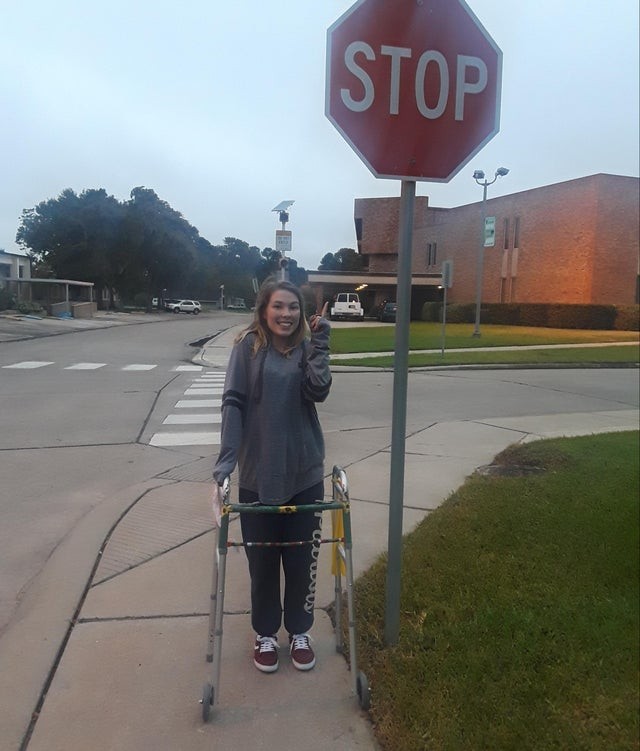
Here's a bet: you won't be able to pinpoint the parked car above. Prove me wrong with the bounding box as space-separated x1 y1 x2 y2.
227 297 248 311
377 301 397 322
330 292 364 321
167 299 201 314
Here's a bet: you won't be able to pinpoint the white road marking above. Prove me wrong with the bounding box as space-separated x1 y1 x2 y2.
184 388 222 395
174 365 203 371
2 361 54 369
64 363 107 370
163 413 221 424
149 431 221 446
121 364 158 371
175 399 222 408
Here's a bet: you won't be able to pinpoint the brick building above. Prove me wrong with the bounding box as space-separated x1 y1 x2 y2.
309 173 638 317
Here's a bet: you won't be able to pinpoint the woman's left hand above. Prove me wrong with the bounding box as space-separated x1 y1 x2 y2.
309 301 329 332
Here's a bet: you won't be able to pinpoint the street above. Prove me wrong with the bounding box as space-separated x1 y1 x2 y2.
0 312 638 749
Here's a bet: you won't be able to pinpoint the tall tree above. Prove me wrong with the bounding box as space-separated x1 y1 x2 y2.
114 187 199 302
16 188 125 295
318 247 364 271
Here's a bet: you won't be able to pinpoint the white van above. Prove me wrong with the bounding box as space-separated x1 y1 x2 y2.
330 293 364 321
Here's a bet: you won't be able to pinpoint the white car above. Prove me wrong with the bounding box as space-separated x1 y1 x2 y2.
330 293 364 321
168 299 201 314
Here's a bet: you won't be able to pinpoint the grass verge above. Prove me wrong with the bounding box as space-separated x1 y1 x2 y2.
354 431 640 751
329 323 639 355
334 344 640 368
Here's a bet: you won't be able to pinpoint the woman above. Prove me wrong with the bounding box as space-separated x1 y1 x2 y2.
213 278 331 673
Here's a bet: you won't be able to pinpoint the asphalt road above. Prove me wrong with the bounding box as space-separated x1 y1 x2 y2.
0 313 242 633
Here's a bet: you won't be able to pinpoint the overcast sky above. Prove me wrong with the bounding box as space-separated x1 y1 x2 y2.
1 0 638 269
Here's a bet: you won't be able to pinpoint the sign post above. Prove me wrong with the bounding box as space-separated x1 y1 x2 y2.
440 260 453 355
326 0 502 645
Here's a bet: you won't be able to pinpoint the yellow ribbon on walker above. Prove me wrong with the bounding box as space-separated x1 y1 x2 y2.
331 509 346 576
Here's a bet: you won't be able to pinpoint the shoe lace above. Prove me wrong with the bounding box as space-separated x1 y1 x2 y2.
257 636 278 654
290 633 312 651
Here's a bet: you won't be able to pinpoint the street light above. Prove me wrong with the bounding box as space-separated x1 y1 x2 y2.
472 167 509 337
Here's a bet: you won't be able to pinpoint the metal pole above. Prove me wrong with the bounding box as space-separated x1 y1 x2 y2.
440 283 448 356
384 179 415 646
472 181 488 337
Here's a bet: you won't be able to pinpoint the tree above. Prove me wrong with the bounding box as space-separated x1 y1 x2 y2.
16 186 311 309
16 188 126 304
318 247 365 271
117 187 199 303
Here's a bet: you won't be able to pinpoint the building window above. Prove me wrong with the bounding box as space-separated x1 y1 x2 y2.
503 218 510 249
427 242 437 266
18 265 25 278
514 216 520 249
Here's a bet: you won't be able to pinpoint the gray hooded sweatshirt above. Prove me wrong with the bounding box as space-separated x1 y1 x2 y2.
212 319 331 503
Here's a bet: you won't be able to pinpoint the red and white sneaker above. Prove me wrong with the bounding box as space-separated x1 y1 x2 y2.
254 635 279 673
289 633 315 671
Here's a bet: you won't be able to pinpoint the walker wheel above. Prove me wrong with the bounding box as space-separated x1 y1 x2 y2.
356 671 371 710
201 682 214 722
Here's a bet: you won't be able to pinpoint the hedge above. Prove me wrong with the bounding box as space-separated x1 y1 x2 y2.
420 302 639 331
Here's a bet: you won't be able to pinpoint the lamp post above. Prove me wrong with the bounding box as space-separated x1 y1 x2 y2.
472 167 509 337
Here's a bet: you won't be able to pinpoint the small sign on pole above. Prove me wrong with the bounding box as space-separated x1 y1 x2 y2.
275 230 292 255
484 216 496 247
442 259 454 288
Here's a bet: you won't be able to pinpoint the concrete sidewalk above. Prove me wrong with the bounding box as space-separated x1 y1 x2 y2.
15 326 640 751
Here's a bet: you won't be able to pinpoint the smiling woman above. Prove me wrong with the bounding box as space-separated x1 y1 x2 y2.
263 288 301 352
212 277 332 674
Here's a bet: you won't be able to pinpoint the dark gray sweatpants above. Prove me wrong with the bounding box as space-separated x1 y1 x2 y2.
239 482 324 637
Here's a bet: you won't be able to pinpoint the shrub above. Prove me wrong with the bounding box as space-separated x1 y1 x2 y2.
442 303 632 330
16 300 44 315
445 303 475 323
0 286 15 311
420 301 442 322
614 305 640 331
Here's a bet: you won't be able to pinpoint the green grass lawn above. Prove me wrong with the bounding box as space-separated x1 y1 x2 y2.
329 322 638 354
352 432 640 751
336 345 640 368
329 323 639 367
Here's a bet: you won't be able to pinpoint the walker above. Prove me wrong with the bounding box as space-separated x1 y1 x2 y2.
201 465 371 721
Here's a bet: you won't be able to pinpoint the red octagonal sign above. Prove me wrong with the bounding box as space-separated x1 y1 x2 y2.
326 0 502 182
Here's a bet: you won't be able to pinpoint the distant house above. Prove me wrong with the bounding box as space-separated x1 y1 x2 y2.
0 251 95 317
0 249 31 282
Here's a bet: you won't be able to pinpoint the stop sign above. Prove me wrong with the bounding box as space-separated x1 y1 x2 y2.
326 0 502 182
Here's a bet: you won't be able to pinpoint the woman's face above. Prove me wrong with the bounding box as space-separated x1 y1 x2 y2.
263 289 301 347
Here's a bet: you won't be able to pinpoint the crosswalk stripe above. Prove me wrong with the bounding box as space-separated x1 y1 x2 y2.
175 399 221 408
2 361 54 369
1 362 227 373
64 363 107 370
163 413 221 424
148 370 227 447
149 431 220 446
